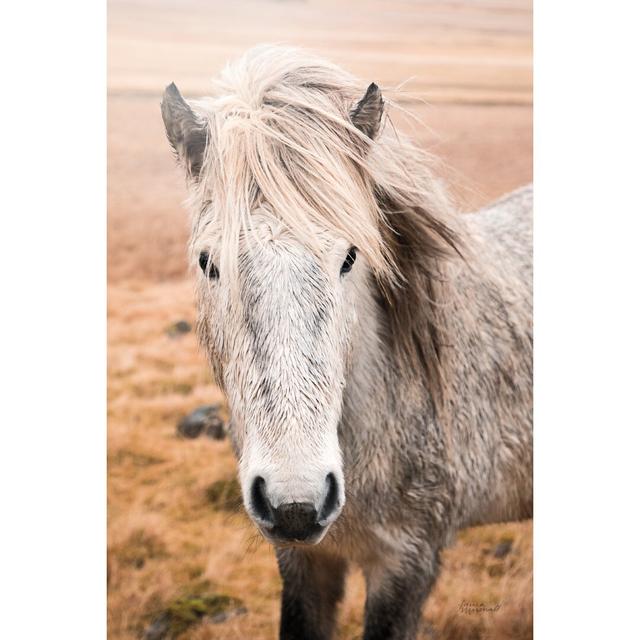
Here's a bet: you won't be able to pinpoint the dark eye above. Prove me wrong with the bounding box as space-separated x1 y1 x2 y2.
340 247 357 276
199 251 219 280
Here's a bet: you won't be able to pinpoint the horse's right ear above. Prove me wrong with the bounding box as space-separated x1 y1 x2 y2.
161 83 207 180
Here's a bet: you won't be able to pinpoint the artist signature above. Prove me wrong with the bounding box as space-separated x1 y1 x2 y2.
457 600 502 615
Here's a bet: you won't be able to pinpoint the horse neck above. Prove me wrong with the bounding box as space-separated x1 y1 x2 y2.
339 273 439 459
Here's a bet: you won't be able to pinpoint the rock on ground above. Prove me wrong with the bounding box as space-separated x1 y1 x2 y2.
177 405 226 440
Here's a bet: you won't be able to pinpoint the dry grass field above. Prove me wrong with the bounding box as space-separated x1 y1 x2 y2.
107 1 532 638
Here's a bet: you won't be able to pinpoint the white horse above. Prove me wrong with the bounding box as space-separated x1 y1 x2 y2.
161 45 532 640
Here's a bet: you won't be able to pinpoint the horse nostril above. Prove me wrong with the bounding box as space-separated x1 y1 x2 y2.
319 472 340 523
250 476 275 526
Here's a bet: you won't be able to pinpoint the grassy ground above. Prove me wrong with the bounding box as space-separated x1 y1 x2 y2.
107 1 532 638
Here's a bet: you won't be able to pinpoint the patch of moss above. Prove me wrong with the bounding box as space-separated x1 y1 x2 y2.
205 478 242 512
115 529 167 569
146 593 245 639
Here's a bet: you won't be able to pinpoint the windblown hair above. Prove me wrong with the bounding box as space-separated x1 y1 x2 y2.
189 45 464 410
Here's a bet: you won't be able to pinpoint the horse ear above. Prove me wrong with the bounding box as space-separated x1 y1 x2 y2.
350 83 384 140
161 82 207 180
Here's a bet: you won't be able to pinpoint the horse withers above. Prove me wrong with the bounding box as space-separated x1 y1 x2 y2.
161 45 532 640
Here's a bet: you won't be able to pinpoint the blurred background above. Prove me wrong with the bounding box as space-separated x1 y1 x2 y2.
107 1 532 638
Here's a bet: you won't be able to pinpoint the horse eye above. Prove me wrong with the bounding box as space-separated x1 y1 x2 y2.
199 251 219 280
340 247 357 276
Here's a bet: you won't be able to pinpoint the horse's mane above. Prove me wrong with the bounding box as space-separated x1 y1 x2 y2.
191 45 464 412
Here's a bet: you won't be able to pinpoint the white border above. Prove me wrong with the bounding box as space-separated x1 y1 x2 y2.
535 1 640 636
0 1 106 638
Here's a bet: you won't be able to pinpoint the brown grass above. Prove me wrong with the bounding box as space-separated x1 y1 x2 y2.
108 1 532 638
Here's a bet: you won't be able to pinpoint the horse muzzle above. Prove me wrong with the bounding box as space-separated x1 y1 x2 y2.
248 473 343 544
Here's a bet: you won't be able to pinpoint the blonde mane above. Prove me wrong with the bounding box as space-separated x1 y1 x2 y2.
188 45 464 410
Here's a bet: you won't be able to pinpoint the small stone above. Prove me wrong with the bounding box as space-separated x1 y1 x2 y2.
177 405 225 439
166 320 192 338
204 414 226 440
493 539 513 558
177 412 205 438
207 605 248 624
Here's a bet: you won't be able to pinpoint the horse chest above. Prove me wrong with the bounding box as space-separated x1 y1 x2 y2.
319 513 421 578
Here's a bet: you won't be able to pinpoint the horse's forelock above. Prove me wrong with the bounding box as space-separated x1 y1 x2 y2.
190 46 463 413
191 48 393 281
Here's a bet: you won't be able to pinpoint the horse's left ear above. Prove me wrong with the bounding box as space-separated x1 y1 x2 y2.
350 83 384 140
161 82 208 180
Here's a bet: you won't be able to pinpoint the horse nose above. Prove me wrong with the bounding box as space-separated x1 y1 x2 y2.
273 502 318 541
249 474 342 542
